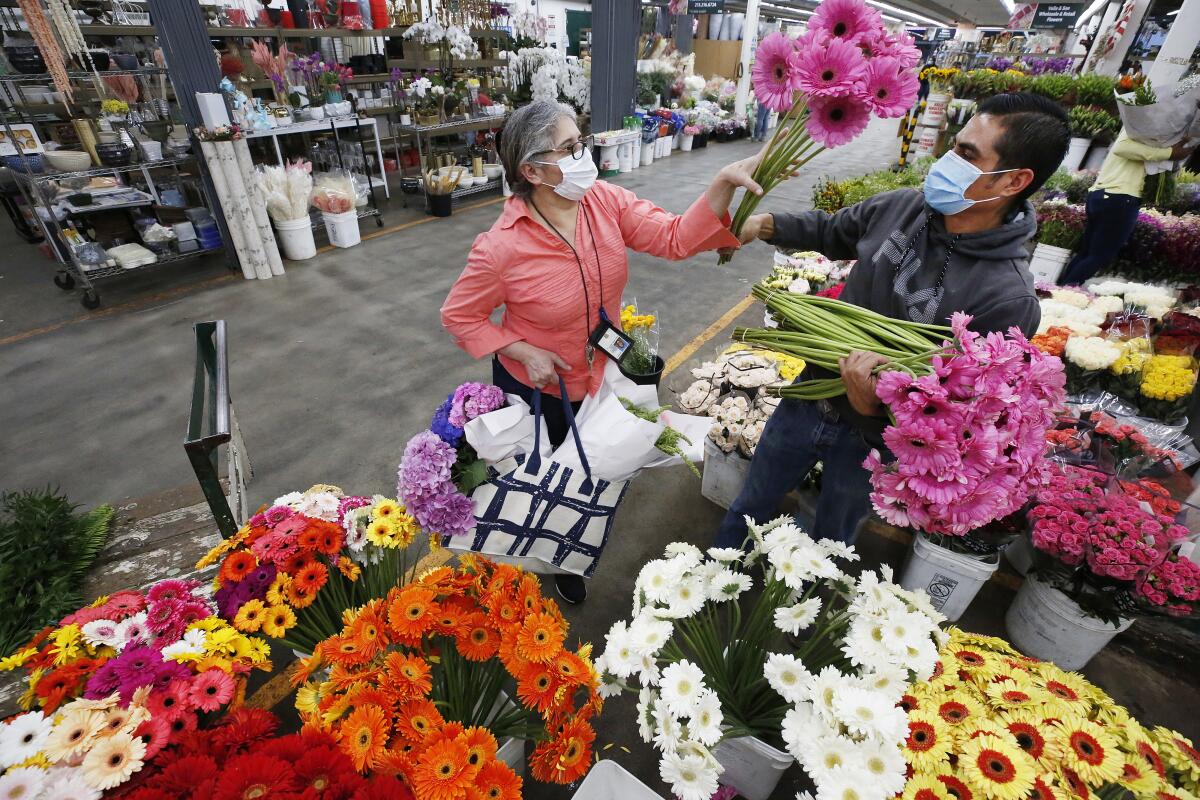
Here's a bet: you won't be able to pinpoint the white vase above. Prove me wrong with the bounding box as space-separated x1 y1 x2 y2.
921 92 949 126
711 735 793 800
680 133 694 151
1028 242 1073 284
897 533 1000 622
1005 573 1133 670
1063 137 1091 172
708 13 725 39
307 106 325 121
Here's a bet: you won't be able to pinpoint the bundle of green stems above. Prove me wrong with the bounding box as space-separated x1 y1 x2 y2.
732 284 955 400
718 104 825 266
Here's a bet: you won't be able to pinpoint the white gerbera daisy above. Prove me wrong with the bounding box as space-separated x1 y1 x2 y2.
629 615 673 658
660 661 706 717
859 664 908 702
652 699 683 753
774 598 822 635
813 766 880 800
762 521 806 555
597 673 624 698
112 613 148 651
0 767 47 800
638 559 678 605
855 738 907 796
637 687 658 744
161 628 207 662
817 538 859 562
664 542 704 568
781 703 819 757
800 732 859 780
831 686 908 742
296 490 341 521
0 711 53 768
789 539 842 581
660 749 720 800
807 665 855 724
841 618 894 671
80 619 122 650
768 547 805 590
272 490 305 508
671 575 708 618
764 653 810 704
40 767 101 800
707 547 745 563
708 570 752 602
686 690 723 746
638 653 662 686
602 620 639 678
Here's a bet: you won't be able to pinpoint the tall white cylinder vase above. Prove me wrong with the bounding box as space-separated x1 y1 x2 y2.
1062 137 1091 172
199 141 255 280
234 138 285 276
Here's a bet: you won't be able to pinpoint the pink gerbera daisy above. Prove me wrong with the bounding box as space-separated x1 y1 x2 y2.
751 32 800 113
791 36 869 98
860 56 919 118
809 0 882 44
189 670 235 713
805 94 871 147
881 31 922 68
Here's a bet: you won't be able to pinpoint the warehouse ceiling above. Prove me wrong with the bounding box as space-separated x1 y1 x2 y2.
730 0 1016 28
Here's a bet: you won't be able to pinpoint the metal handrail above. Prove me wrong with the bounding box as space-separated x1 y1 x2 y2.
184 320 237 538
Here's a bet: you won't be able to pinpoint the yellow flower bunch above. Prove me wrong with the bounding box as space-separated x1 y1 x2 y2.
1140 354 1197 401
621 304 656 331
773 352 807 382
1110 338 1152 376
100 98 129 115
364 498 418 548
900 627 1200 800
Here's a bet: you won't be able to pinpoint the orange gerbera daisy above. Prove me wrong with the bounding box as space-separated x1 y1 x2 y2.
341 704 390 772
395 699 444 742
319 634 373 668
311 519 345 555
376 742 416 778
462 727 498 772
297 525 323 551
470 760 523 800
336 558 362 581
384 652 433 697
219 551 257 584
531 718 595 784
552 651 592 687
417 566 457 593
287 581 318 609
432 603 467 639
516 574 543 615
516 612 565 664
457 616 500 662
516 664 563 715
349 609 388 661
496 636 522 674
487 598 521 629
347 684 396 712
295 562 329 595
412 736 473 800
284 550 317 575
388 587 439 642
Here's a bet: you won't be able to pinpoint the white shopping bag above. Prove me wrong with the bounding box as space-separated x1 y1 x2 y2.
464 393 550 464
643 409 712 469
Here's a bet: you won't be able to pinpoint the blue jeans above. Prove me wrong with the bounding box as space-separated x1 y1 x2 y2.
715 398 874 549
1058 190 1141 286
754 104 771 140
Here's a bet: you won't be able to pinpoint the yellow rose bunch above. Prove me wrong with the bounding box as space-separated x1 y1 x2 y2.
1140 354 1197 402
899 627 1199 800
1111 338 1152 376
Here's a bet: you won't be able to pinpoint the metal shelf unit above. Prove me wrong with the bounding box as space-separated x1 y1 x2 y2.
392 113 508 208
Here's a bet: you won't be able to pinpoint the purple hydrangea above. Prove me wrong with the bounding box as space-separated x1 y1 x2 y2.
431 394 464 446
397 431 458 502
448 382 506 428
409 484 476 538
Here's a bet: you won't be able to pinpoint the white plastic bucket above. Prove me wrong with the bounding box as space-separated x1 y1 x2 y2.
641 142 655 166
681 134 694 152
898 533 999 622
322 210 360 248
673 131 682 149
1028 243 1073 284
1063 137 1091 172
274 216 317 260
572 761 663 799
1004 535 1034 576
496 737 525 777
712 735 793 800
618 141 634 172
1005 573 1134 670
701 438 752 510
913 125 939 158
598 144 620 173
1084 144 1110 172
921 92 949 126
658 136 672 158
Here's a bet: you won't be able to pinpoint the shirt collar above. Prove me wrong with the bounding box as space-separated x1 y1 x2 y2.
496 195 534 230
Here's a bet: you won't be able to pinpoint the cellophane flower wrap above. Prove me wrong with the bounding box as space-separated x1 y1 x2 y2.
865 312 1067 537
720 0 920 263
293 557 602 793
397 382 507 539
0 579 272 795
197 485 429 655
900 626 1200 800
594 517 944 800
1027 463 1198 621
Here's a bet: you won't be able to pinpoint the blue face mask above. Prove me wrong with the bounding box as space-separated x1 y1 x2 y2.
923 150 1016 216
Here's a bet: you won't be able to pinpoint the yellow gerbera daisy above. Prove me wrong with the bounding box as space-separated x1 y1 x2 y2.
261 604 298 639
295 681 325 715
959 733 1037 800
902 773 955 800
233 599 267 633
1055 714 1122 786
0 647 38 672
1153 727 1200 792
904 709 956 772
370 498 401 520
267 574 293 606
985 679 1050 711
997 708 1064 767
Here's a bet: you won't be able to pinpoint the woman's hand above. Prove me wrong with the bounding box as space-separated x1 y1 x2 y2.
499 341 572 388
840 351 889 417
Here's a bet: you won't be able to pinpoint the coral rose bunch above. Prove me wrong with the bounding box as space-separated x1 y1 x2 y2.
720 0 920 262
294 556 603 795
198 485 429 654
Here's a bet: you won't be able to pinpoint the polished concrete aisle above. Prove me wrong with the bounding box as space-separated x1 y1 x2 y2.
3 117 1196 798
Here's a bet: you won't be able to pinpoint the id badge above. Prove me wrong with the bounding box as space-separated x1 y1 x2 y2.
588 316 634 363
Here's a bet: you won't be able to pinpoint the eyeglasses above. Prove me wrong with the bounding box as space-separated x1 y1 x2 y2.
532 137 592 162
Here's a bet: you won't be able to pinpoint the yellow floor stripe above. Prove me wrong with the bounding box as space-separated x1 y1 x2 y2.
662 294 756 378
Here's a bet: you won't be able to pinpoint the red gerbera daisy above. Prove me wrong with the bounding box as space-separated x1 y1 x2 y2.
212 754 298 800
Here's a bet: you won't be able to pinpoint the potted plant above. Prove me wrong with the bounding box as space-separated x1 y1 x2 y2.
1065 106 1099 171
681 124 699 151
1084 109 1121 171
918 66 959 126
617 302 663 384
1031 201 1086 282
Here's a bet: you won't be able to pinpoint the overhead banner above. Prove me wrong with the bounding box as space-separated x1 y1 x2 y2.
688 0 725 12
1032 2 1083 28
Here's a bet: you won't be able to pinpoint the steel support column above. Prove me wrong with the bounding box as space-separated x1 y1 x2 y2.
591 0 640 131
675 13 695 55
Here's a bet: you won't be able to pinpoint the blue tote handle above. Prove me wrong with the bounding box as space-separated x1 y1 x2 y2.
524 377 595 494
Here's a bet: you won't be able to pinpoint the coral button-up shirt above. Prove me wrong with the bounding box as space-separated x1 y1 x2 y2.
441 180 740 400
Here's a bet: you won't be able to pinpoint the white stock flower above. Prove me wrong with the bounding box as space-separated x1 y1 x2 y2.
660 748 720 800
686 690 723 746
660 661 706 717
652 699 683 753
831 686 909 742
774 598 822 635
764 653 810 704
708 570 752 602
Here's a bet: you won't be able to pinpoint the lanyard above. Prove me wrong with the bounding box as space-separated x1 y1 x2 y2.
527 197 606 367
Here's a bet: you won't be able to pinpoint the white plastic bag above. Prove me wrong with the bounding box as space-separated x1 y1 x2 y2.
463 393 550 464
644 409 711 469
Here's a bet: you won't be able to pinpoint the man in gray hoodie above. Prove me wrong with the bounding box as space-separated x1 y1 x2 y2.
715 92 1070 549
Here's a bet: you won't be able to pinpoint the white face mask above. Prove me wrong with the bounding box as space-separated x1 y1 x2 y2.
532 147 597 202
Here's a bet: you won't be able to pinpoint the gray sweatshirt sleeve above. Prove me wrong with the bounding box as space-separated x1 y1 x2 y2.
969 293 1041 338
767 198 878 260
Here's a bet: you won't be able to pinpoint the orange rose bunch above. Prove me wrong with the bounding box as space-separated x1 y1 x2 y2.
1032 325 1071 357
294 556 603 797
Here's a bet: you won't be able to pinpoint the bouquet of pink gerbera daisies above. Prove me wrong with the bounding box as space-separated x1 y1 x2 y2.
719 0 921 263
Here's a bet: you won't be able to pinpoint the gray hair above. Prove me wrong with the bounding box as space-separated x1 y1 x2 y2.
499 100 577 198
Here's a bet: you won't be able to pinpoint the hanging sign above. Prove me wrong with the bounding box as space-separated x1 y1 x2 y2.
688 0 726 13
1032 2 1082 28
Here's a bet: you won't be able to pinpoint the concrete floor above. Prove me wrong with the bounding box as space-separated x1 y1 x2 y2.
2 116 1197 798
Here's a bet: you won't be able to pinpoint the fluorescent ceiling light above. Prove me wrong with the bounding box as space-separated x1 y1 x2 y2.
864 0 951 26
1167 8 1179 13
998 0 1015 13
